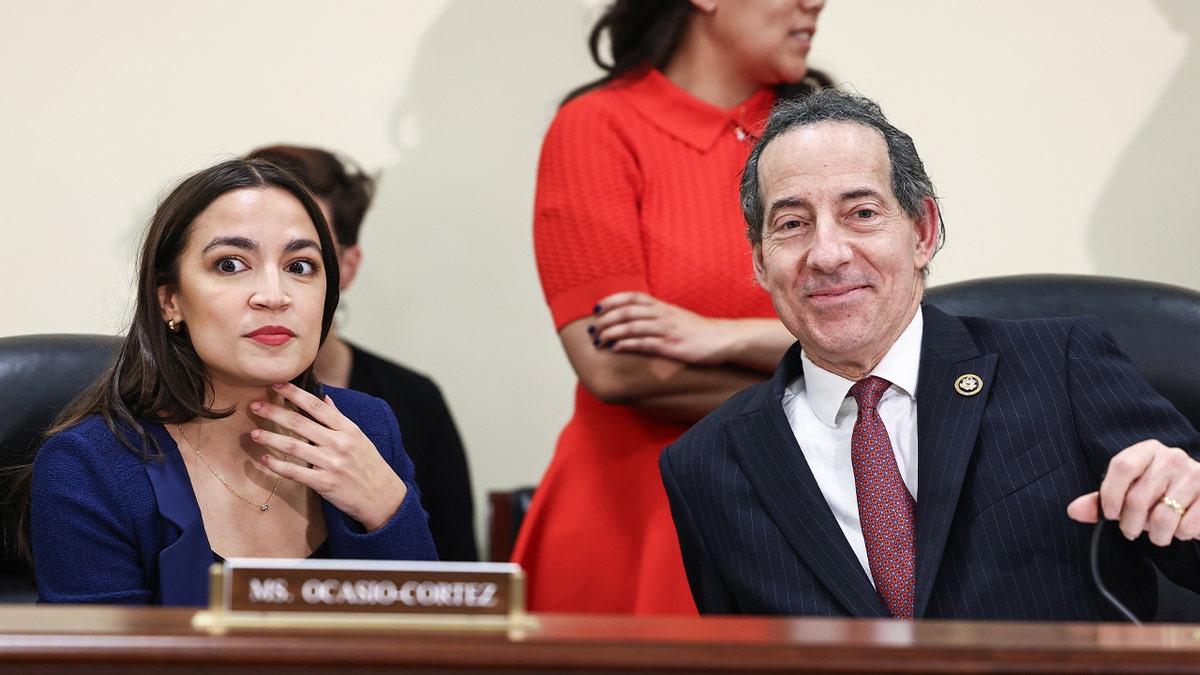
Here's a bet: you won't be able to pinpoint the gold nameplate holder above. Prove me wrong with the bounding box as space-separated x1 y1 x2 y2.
193 559 536 634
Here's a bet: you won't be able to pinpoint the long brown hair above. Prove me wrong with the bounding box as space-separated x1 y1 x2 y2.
563 0 832 105
59 157 340 454
6 158 340 561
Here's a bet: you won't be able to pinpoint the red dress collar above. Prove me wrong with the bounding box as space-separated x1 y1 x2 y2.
615 68 777 152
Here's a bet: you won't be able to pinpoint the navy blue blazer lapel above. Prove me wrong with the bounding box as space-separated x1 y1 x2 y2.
728 344 890 618
912 305 997 618
143 424 212 606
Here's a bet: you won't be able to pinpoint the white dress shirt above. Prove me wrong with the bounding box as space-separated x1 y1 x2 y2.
780 307 924 585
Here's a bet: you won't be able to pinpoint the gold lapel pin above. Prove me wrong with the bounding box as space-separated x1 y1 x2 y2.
955 373 983 396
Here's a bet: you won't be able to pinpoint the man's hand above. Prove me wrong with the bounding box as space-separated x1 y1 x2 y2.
1067 439 1200 546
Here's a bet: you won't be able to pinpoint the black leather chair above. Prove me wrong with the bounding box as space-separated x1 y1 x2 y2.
925 274 1200 622
0 333 121 602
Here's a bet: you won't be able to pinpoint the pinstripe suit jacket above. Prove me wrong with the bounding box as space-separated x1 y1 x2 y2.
660 305 1200 620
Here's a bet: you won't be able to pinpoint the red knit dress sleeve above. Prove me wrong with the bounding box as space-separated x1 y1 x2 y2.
533 95 650 331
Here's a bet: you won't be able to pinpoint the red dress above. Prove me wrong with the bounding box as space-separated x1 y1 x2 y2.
517 69 779 614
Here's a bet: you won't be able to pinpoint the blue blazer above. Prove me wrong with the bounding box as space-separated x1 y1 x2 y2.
32 386 438 606
660 305 1200 620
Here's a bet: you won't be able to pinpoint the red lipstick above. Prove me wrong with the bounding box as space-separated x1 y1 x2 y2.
246 326 295 346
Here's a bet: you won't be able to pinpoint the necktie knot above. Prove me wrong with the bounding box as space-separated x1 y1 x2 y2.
849 376 891 410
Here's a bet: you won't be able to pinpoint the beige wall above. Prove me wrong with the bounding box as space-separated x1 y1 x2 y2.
3 0 1197 554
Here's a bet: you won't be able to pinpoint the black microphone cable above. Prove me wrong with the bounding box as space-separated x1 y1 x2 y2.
1089 491 1143 625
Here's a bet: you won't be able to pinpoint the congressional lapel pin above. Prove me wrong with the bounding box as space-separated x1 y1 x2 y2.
954 373 983 397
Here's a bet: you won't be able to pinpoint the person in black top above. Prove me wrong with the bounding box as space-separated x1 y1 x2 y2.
246 144 478 561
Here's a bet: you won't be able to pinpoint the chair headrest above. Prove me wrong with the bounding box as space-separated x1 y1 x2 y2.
925 274 1200 430
0 333 122 461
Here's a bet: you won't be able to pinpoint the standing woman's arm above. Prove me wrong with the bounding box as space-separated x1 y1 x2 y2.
535 98 792 423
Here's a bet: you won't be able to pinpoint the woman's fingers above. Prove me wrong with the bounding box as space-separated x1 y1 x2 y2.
248 387 404 532
259 451 323 491
266 382 344 431
594 291 653 313
250 427 318 468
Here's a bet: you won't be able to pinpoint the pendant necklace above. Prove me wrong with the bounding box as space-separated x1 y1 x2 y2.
177 424 289 512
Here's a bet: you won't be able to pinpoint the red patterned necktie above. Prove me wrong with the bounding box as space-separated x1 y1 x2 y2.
849 376 915 618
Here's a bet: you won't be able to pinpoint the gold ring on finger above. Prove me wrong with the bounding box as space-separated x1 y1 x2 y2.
1161 495 1187 517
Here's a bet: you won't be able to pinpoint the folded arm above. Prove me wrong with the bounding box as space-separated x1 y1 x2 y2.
560 312 782 423
590 291 795 373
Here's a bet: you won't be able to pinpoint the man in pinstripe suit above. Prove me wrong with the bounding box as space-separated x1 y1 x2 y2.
660 89 1200 620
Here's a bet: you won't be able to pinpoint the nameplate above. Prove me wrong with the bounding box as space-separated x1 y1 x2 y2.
194 559 533 632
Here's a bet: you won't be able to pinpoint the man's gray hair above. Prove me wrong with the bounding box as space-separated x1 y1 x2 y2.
740 89 945 269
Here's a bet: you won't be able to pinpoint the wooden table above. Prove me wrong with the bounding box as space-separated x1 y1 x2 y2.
1 605 1199 674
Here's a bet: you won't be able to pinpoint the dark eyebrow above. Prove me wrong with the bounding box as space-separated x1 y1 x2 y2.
201 237 320 255
767 196 810 221
202 236 257 254
284 238 321 254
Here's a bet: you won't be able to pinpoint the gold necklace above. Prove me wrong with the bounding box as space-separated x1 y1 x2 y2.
177 425 288 512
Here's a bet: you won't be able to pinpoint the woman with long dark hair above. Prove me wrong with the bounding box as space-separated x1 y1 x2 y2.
244 145 478 563
23 158 436 605
518 0 830 614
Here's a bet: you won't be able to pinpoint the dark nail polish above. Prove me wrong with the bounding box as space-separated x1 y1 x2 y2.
592 338 600 346
587 325 596 334
604 340 616 349
593 304 602 314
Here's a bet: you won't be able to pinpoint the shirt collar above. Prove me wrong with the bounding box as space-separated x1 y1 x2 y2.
799 307 925 426
620 68 777 152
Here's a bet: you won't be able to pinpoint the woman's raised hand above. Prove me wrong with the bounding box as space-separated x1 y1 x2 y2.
250 383 407 532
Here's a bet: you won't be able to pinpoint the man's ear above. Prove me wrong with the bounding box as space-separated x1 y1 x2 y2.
913 196 940 269
752 243 767 287
157 284 179 323
338 245 362 292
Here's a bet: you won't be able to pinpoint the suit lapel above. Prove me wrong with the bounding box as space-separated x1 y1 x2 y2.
729 345 890 618
912 305 996 617
143 424 211 606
